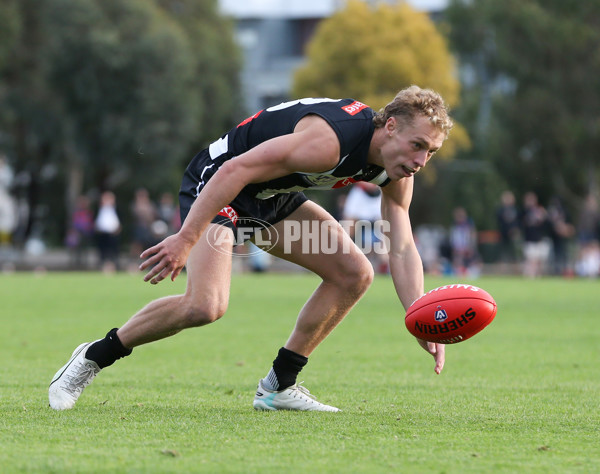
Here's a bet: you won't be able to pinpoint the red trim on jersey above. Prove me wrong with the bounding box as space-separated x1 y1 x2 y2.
341 101 368 116
237 109 264 128
332 177 358 189
218 206 239 225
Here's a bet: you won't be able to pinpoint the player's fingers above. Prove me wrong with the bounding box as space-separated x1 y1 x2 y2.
151 268 171 285
139 252 163 271
427 341 437 355
171 266 183 282
143 259 169 283
150 256 182 284
434 344 446 374
140 244 160 260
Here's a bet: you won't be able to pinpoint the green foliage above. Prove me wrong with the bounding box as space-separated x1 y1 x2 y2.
46 0 198 186
155 0 242 148
1 273 599 472
292 0 471 226
293 1 459 110
0 0 241 243
447 0 600 210
0 0 20 72
292 1 469 161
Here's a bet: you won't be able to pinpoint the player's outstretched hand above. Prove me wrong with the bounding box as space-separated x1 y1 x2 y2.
416 338 445 374
139 233 193 285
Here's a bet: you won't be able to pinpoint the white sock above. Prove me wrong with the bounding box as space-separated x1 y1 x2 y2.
262 368 279 391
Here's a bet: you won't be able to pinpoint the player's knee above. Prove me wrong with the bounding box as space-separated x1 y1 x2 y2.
181 298 228 327
336 254 374 295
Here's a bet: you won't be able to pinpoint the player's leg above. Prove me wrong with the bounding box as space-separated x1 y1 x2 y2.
116 225 234 347
270 200 374 356
49 224 235 410
253 200 374 411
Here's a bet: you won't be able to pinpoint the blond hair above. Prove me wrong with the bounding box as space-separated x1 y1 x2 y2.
373 85 453 137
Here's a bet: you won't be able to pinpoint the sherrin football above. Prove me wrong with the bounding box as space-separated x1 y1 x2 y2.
405 284 497 344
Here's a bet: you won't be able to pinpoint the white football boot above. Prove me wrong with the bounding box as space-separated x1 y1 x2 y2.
253 379 340 412
49 342 101 410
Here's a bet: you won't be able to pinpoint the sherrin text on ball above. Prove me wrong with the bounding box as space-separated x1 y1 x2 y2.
405 284 497 344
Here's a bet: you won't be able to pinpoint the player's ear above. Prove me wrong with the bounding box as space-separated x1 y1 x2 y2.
385 117 397 135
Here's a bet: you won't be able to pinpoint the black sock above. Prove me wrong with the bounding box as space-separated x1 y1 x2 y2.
271 347 308 390
85 328 132 369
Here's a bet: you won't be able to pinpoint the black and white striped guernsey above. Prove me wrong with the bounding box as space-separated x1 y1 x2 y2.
198 98 390 199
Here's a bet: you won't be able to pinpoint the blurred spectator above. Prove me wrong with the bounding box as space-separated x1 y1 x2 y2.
496 190 521 264
332 193 347 222
342 181 388 274
65 195 95 268
0 194 17 245
0 156 16 246
0 155 14 189
414 225 447 275
157 192 178 234
10 170 32 246
130 188 157 257
246 242 272 272
520 192 551 278
449 206 479 276
575 240 600 277
547 196 575 276
576 193 599 244
95 191 121 273
574 193 600 278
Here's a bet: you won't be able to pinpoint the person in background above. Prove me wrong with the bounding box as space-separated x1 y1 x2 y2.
95 191 121 273
575 193 600 278
342 181 389 274
130 188 157 258
157 192 178 235
65 195 95 268
547 196 574 276
0 155 16 247
496 190 520 267
449 206 479 276
520 192 551 278
576 193 599 245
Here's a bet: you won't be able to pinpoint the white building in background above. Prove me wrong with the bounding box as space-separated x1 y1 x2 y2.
218 0 449 113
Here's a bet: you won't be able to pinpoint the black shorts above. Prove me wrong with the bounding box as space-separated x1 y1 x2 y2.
179 148 308 243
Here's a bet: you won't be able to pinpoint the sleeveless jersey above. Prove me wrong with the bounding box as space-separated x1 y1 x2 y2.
203 98 390 199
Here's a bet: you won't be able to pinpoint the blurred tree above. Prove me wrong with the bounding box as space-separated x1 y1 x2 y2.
447 0 600 213
45 0 198 207
292 0 470 226
0 0 61 241
0 0 20 74
0 0 241 245
292 0 468 161
155 0 242 147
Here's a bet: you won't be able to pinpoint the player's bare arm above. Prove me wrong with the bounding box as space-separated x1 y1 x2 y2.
140 115 341 284
381 178 445 374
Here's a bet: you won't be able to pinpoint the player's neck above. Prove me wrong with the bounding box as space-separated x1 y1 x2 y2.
366 127 386 167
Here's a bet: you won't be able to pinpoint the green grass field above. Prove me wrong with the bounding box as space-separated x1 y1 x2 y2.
1 272 599 473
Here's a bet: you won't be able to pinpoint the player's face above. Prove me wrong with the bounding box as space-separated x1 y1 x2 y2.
380 115 445 180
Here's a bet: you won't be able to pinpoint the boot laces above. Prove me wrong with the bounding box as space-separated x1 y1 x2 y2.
61 361 99 396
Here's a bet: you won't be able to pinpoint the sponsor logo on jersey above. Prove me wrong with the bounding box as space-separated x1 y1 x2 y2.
218 205 239 225
332 177 358 189
237 109 264 128
342 101 368 116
